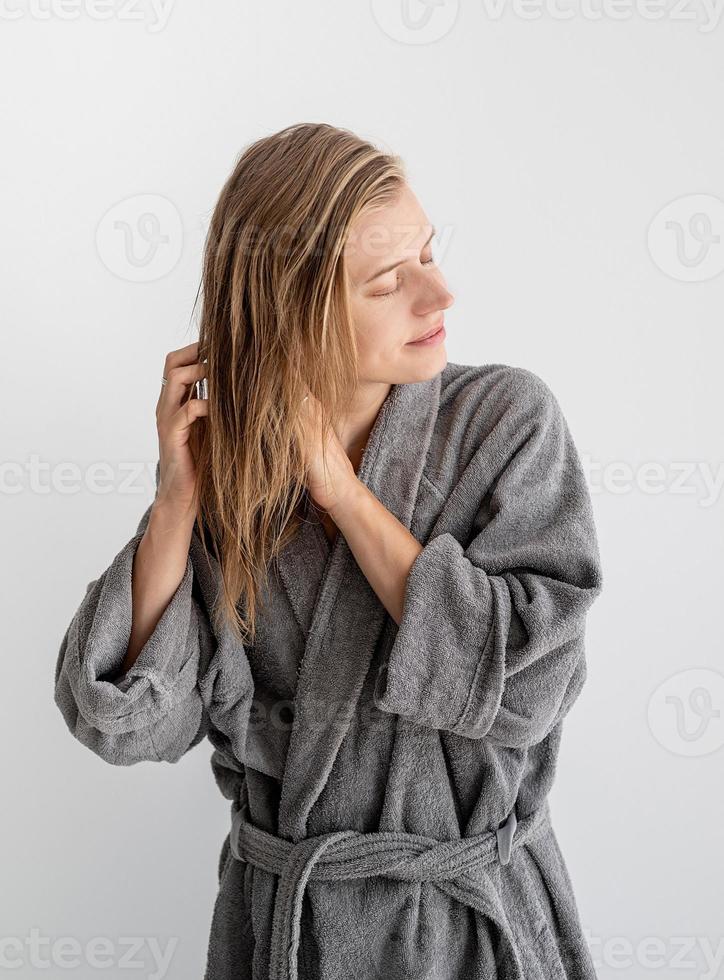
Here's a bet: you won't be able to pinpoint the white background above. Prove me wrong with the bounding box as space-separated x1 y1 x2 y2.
3 1 723 977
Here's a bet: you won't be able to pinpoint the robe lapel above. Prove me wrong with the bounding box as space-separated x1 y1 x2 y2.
275 370 442 841
273 502 331 641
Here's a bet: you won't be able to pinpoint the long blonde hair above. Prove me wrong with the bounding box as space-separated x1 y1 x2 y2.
187 122 406 645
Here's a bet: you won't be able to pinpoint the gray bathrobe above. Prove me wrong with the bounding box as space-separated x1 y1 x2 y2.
54 360 604 980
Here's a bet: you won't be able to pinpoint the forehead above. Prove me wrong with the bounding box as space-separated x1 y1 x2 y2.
343 184 432 277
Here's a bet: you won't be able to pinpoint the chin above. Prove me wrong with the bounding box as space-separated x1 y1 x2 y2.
403 346 448 383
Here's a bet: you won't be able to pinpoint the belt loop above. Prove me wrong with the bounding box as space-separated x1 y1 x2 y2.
230 802 245 862
496 808 517 866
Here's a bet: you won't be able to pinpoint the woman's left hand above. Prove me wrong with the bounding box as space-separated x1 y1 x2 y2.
298 389 357 514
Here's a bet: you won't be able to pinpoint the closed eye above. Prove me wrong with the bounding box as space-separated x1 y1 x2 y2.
375 256 436 299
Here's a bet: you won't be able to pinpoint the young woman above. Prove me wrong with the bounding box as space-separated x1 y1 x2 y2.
55 122 604 980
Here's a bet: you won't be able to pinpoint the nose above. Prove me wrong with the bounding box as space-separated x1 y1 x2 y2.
429 281 455 314
414 265 455 315
439 285 455 311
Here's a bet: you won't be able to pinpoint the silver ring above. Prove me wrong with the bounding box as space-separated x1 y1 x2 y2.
161 377 168 387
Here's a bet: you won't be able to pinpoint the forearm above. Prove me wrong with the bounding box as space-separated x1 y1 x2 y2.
122 503 196 672
329 478 422 626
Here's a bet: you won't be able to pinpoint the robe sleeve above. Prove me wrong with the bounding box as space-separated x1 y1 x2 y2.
53 461 253 766
372 373 603 749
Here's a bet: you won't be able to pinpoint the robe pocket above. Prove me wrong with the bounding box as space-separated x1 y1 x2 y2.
516 842 568 980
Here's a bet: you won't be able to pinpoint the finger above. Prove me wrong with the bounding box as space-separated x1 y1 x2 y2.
163 341 202 376
157 361 207 421
169 396 209 436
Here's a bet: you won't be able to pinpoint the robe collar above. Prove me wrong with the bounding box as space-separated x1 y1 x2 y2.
274 369 442 840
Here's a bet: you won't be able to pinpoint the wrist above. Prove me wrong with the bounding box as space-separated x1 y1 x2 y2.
327 475 367 527
148 497 197 539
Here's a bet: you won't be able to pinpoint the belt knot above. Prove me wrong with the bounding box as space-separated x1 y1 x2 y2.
229 799 551 980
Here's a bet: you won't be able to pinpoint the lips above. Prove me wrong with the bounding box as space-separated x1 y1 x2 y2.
410 319 444 343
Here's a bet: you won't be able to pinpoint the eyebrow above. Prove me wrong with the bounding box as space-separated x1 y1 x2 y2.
362 226 436 285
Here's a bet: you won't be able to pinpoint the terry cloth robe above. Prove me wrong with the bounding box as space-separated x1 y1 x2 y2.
54 361 604 980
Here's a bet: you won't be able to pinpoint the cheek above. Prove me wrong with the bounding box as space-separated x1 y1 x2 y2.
355 304 411 354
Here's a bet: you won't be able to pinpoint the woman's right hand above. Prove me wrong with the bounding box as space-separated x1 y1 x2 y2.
154 340 209 518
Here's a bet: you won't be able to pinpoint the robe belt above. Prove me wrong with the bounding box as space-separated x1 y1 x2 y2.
229 797 553 980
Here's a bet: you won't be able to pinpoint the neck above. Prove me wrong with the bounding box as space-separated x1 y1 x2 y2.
337 381 392 462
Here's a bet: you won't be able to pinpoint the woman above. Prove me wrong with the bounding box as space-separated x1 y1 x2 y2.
55 122 604 979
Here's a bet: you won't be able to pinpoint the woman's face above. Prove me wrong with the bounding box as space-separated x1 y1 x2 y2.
344 182 455 385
